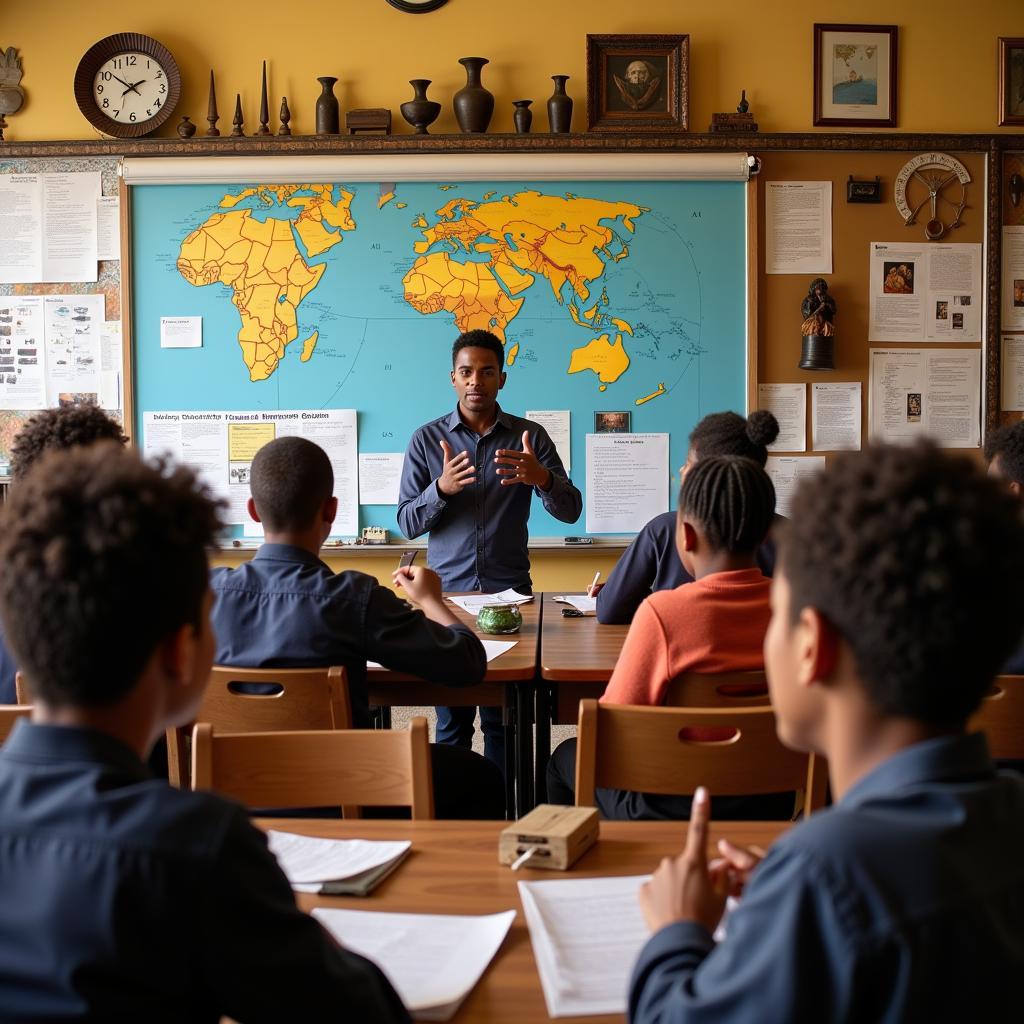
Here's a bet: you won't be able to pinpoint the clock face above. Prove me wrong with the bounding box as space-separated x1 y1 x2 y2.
92 52 169 126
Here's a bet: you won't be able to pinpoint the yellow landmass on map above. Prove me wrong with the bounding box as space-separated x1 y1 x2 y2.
178 186 355 381
506 342 519 366
379 190 396 209
567 333 631 390
610 317 633 335
635 382 666 405
396 202 407 209
300 330 319 362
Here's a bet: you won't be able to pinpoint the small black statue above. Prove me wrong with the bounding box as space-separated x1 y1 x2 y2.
801 278 836 337
737 89 749 114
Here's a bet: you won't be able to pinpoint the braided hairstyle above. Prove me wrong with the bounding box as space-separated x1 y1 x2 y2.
679 455 776 555
688 410 779 467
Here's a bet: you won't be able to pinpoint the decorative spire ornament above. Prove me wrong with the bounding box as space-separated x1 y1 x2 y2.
205 69 220 136
277 96 291 136
231 93 244 136
257 60 270 136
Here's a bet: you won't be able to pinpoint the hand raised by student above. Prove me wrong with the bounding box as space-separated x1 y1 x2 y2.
638 787 727 935
707 839 766 900
392 564 444 606
437 439 476 497
494 431 552 490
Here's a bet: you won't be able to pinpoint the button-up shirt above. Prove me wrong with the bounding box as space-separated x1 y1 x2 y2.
398 405 582 591
0 722 410 1023
210 544 486 727
629 732 1024 1024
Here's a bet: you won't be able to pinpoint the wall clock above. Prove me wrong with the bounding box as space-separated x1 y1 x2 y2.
386 0 449 12
893 152 971 240
74 33 181 138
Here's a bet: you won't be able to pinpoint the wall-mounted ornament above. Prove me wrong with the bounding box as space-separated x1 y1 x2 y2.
278 96 291 135
547 76 572 133
400 79 441 134
894 152 970 240
205 70 220 136
256 61 270 136
315 77 340 135
847 175 881 203
799 278 837 371
709 90 758 133
231 94 244 136
512 99 533 134
176 115 196 139
453 57 493 133
0 46 26 142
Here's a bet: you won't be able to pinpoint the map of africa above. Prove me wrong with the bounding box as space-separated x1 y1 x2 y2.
131 177 747 535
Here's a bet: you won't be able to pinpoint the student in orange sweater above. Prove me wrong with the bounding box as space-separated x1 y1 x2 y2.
546 455 784 818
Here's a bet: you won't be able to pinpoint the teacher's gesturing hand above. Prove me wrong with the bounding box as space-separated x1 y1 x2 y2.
494 430 552 490
437 438 476 497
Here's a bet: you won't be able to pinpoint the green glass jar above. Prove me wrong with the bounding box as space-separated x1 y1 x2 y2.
476 603 522 634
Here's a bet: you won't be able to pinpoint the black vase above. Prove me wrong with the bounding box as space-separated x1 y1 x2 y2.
315 76 339 135
547 75 572 133
454 57 494 133
513 100 533 134
799 334 836 370
401 79 441 134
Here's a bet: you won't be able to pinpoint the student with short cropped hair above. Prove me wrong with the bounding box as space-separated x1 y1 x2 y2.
0 445 409 1021
629 443 1024 1023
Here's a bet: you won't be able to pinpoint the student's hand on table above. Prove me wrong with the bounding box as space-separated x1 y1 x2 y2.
587 582 605 598
437 439 476 497
708 839 766 900
638 787 727 935
495 431 553 490
392 564 444 606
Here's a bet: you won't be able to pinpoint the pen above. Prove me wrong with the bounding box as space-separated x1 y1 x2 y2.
587 571 601 597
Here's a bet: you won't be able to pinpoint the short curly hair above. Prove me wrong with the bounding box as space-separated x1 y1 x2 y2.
689 409 779 467
10 405 126 481
0 444 224 708
779 442 1024 724
452 329 505 369
984 421 1024 486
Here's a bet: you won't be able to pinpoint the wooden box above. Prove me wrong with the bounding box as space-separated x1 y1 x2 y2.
499 804 599 870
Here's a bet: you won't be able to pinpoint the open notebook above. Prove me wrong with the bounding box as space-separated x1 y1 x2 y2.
267 830 411 896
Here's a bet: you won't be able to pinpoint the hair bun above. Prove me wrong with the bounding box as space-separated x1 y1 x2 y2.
746 409 780 448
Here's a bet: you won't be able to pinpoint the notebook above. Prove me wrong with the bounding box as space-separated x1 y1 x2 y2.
266 830 412 896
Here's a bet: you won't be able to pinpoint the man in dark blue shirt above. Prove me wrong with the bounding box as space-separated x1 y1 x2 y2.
0 444 409 1022
629 442 1024 1024
398 330 582 763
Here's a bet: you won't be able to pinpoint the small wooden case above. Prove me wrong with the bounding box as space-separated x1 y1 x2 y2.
498 805 599 870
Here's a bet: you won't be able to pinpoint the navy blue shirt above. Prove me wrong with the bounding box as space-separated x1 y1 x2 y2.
596 511 779 625
629 733 1024 1024
0 618 14 705
398 405 582 591
210 544 486 727
0 721 409 1023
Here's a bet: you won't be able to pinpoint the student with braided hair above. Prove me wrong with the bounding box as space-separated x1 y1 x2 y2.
546 455 783 819
596 409 780 624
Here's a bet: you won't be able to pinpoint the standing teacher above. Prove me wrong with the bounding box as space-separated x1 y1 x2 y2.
398 329 582 768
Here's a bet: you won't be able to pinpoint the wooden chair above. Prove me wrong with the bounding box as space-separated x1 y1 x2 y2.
575 699 827 819
14 672 30 706
663 670 770 707
0 705 31 743
191 717 434 819
166 665 351 787
970 675 1024 760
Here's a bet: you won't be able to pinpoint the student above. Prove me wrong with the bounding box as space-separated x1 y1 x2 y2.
398 329 582 765
0 445 410 1021
211 435 504 819
596 409 780 624
546 455 782 819
0 405 126 704
629 442 1024 1023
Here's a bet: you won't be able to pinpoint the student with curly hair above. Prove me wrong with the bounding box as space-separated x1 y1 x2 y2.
630 443 1024 1023
596 409 781 624
0 445 410 1021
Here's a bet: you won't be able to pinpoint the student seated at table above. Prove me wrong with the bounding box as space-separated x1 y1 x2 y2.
211 435 504 819
0 444 410 1022
0 405 125 705
547 454 789 819
629 442 1024 1024
596 409 780 624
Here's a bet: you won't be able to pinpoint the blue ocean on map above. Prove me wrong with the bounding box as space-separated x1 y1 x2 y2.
832 78 877 105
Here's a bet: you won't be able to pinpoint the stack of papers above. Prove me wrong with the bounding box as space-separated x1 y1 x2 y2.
448 590 534 615
552 594 598 615
313 907 515 1021
267 830 411 896
518 875 651 1017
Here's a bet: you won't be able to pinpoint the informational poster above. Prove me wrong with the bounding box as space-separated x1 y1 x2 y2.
96 195 121 263
757 383 806 452
1002 335 1024 412
0 175 44 284
359 453 404 505
765 456 827 518
98 321 123 411
1002 226 1024 331
0 296 47 409
160 316 203 349
868 348 981 448
765 182 832 275
868 242 981 342
43 294 104 406
585 433 669 533
143 412 229 503
525 409 571 472
811 382 861 451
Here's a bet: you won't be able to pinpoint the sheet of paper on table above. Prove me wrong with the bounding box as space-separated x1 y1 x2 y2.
313 907 515 1021
368 639 516 671
447 591 534 614
267 830 411 895
552 595 597 615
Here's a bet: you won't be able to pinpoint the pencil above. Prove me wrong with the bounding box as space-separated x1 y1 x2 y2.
587 571 601 597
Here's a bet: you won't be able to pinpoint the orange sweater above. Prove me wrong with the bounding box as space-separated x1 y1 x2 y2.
601 568 772 706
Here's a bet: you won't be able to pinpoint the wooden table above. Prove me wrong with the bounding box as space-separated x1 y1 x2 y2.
368 596 541 815
261 817 789 1024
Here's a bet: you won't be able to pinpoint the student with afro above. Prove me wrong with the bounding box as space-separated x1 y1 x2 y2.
629 443 1024 1023
596 409 781 624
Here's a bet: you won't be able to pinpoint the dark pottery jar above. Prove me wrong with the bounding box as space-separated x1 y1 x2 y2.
400 79 442 134
513 99 533 134
315 76 340 135
547 75 572 133
453 57 494 133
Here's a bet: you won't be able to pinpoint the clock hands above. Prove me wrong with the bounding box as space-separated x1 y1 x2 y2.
120 79 147 98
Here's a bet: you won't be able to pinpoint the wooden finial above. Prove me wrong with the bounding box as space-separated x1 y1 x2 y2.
205 69 220 136
231 93 244 136
278 96 291 136
257 60 270 136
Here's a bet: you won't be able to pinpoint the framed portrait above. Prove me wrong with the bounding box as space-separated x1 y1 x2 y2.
594 411 632 433
999 38 1024 126
813 24 898 128
586 34 689 132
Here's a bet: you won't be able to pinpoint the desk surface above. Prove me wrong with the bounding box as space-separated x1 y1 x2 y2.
260 818 788 1024
540 594 629 682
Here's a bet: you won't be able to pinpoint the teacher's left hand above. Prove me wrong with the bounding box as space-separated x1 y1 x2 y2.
495 431 552 490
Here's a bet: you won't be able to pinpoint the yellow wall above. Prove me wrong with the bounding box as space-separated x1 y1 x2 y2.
5 1 1024 141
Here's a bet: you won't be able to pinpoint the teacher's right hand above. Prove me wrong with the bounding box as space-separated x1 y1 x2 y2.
437 439 476 497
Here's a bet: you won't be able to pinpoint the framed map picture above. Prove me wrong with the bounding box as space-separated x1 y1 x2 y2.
999 38 1024 126
813 24 898 128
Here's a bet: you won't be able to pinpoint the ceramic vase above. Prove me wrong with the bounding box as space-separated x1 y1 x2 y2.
176 115 196 139
547 75 572 134
400 79 442 134
315 76 340 135
453 57 494 133
513 100 533 134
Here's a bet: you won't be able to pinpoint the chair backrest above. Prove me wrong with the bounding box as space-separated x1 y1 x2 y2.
14 672 30 706
0 705 31 744
191 718 434 819
969 675 1024 760
575 699 826 819
166 665 351 787
663 670 769 707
